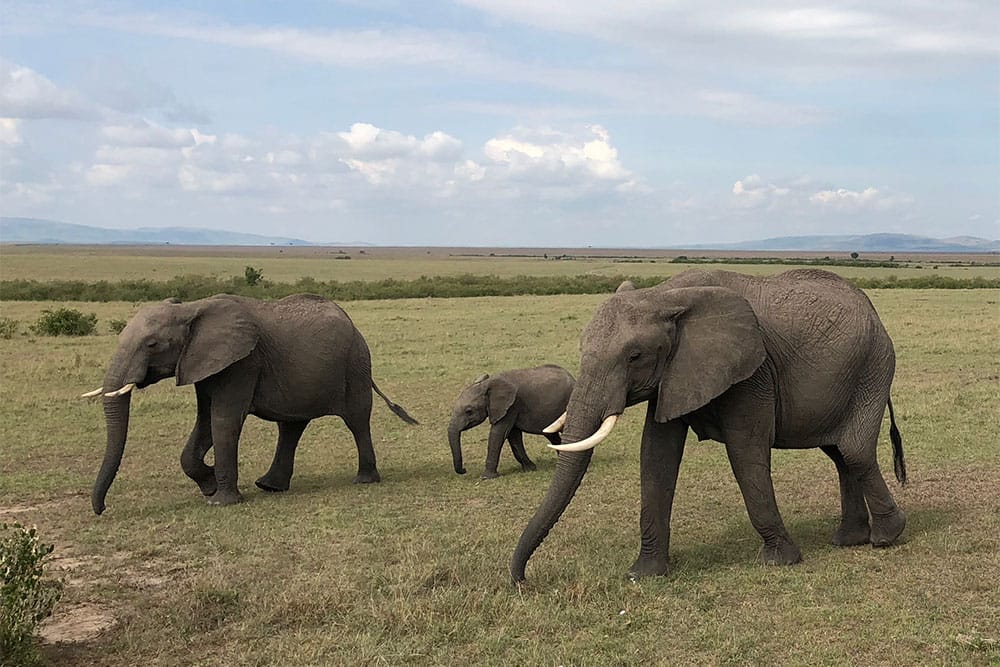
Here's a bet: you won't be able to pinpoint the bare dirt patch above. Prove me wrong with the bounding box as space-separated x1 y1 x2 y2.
38 603 116 644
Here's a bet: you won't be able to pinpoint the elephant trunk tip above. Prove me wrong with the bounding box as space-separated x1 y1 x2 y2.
92 498 106 515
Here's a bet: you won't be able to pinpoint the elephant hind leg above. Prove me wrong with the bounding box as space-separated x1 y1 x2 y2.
342 397 380 484
256 420 309 492
838 416 906 548
821 445 870 546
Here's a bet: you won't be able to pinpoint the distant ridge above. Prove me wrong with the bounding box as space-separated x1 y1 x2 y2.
0 217 314 246
687 233 999 253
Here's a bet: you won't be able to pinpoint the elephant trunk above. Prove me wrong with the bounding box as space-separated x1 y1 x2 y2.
447 422 466 474
92 353 136 515
510 449 593 582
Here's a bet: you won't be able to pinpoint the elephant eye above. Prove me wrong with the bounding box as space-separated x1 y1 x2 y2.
627 350 642 363
146 339 158 349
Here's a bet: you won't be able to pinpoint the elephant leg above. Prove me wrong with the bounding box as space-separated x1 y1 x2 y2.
342 392 380 484
839 422 905 547
507 429 536 472
256 420 309 492
544 432 562 446
821 445 870 546
483 419 513 479
180 387 217 496
204 370 254 506
629 404 688 579
725 440 802 565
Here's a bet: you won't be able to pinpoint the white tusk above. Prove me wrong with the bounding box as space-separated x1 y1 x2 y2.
80 387 104 398
542 412 567 434
104 383 135 398
548 414 619 452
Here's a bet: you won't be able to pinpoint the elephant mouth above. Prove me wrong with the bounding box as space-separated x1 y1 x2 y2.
137 366 175 388
626 386 657 407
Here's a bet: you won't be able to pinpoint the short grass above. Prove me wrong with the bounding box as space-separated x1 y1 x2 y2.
1 289 998 665
2 247 998 283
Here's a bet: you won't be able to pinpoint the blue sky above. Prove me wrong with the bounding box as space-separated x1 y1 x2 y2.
1 1 997 245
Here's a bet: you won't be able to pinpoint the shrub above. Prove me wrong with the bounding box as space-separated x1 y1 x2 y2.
244 266 264 287
30 308 98 336
0 318 18 339
108 318 128 335
1 523 63 666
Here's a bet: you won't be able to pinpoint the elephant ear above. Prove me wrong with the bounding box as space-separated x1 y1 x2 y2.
654 286 766 423
176 298 259 386
486 378 517 424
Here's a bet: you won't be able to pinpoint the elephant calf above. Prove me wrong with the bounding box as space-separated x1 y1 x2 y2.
447 365 575 479
82 293 417 514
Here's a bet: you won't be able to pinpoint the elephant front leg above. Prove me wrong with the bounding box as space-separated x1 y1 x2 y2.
725 440 801 565
180 388 217 497
507 429 537 472
629 405 688 579
207 413 246 506
482 420 513 479
256 421 309 492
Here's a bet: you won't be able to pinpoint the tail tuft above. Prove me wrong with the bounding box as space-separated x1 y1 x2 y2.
888 397 907 485
372 381 419 425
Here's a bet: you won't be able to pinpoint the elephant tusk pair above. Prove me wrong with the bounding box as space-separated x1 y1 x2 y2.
82 383 136 398
547 414 619 452
80 387 104 398
543 412 567 434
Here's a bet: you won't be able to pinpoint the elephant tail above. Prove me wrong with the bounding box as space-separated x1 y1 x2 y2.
888 396 906 485
372 380 419 425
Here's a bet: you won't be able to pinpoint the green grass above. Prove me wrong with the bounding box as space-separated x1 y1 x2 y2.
1 289 998 665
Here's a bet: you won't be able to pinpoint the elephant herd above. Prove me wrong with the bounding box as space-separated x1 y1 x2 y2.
81 268 908 582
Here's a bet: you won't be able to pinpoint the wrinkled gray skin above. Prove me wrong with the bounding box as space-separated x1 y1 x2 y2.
511 269 907 582
447 365 575 479
91 293 417 515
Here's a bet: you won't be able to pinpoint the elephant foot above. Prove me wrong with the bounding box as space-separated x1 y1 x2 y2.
871 508 906 548
353 470 381 484
254 473 290 493
207 489 244 506
762 538 802 566
832 521 871 547
196 476 218 497
520 461 537 472
480 470 500 480
627 554 671 580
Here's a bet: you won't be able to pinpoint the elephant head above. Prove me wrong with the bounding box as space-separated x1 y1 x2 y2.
447 374 517 474
510 284 767 581
85 296 258 515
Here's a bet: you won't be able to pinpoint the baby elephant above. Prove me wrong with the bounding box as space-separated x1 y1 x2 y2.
447 364 575 479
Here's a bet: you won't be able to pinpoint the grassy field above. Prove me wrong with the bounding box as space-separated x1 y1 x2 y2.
1 269 998 664
2 245 998 283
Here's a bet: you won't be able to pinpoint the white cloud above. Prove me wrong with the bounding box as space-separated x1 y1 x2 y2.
732 174 792 207
0 59 100 120
810 186 912 210
484 125 633 183
0 118 21 144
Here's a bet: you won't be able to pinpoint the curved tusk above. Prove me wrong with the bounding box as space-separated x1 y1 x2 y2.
542 412 567 434
548 414 619 452
80 387 104 398
104 383 136 398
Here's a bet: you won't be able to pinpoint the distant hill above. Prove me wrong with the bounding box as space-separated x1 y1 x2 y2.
0 218 313 246
689 233 999 253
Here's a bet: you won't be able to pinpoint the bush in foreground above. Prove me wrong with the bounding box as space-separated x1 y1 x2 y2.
1 523 63 667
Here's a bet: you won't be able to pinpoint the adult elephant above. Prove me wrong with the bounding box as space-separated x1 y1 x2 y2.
82 293 417 514
510 269 907 582
447 365 575 478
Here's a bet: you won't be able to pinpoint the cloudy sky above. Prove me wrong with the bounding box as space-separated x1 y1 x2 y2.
1 1 997 245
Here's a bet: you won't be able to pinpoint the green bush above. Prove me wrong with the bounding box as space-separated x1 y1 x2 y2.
30 308 98 336
1 523 63 666
0 318 18 339
108 318 128 335
244 266 264 287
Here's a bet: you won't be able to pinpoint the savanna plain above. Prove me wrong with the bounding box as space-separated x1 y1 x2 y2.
1 247 998 665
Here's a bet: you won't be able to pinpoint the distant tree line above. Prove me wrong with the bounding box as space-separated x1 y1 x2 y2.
1 273 997 303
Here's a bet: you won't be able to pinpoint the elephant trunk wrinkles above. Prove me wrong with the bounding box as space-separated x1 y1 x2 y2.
447 423 466 474
510 449 593 582
92 358 133 515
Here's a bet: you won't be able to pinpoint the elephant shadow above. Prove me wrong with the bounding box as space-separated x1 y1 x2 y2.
671 505 958 575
